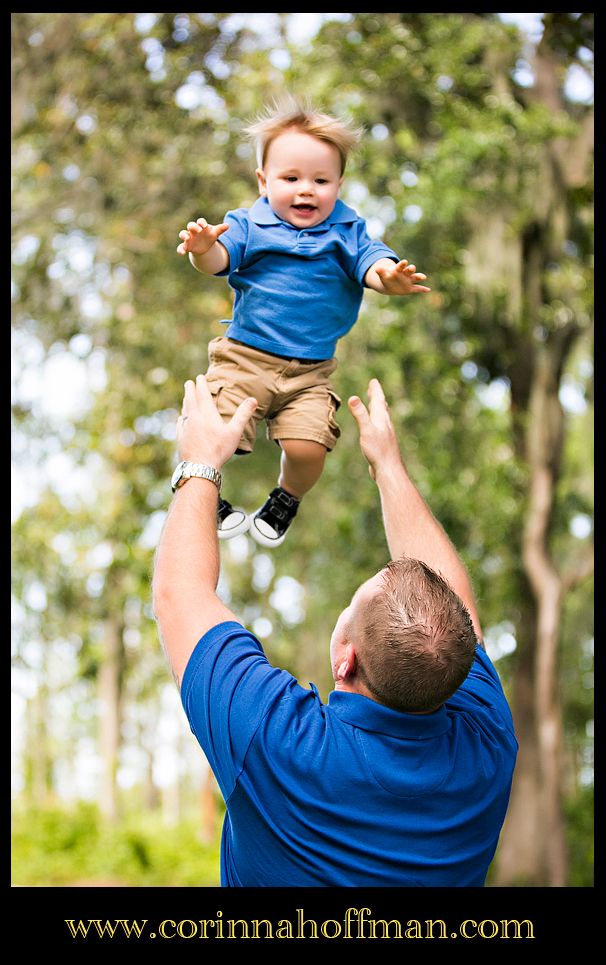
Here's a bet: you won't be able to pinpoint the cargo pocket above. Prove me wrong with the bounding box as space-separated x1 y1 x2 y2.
327 389 342 442
207 335 226 363
206 378 255 454
205 378 227 417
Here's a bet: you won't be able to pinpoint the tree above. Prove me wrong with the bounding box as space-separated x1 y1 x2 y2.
12 11 258 823
285 11 593 884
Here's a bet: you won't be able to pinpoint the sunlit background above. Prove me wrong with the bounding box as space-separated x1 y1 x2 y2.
12 12 593 887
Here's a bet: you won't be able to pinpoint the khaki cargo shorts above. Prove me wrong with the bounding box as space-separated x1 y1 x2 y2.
205 336 342 454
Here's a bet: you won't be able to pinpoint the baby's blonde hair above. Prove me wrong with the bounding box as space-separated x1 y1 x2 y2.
244 97 363 175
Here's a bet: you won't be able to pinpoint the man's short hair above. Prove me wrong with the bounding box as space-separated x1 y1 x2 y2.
355 558 478 713
245 96 363 175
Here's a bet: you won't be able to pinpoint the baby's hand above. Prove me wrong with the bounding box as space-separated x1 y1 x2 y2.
375 260 431 296
176 218 229 256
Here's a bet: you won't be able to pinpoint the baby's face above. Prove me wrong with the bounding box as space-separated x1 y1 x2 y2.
256 128 343 229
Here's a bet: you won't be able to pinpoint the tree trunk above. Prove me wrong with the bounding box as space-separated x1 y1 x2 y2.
522 336 573 885
25 684 53 806
98 614 123 822
144 744 160 812
199 765 217 844
493 593 542 884
496 322 580 885
162 780 180 827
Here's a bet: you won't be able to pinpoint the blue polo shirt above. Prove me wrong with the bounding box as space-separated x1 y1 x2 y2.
181 621 518 887
215 197 399 360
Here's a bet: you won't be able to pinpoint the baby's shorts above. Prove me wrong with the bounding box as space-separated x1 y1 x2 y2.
204 336 342 454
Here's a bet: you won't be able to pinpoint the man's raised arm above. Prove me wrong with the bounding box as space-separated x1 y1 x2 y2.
348 379 483 640
152 376 257 687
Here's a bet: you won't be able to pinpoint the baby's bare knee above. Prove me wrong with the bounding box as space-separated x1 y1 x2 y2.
280 439 326 462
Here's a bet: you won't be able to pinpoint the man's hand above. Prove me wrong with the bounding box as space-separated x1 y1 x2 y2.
348 379 403 481
177 374 257 469
372 259 431 295
176 217 229 256
349 378 483 638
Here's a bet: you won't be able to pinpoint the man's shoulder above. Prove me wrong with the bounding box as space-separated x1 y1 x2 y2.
447 646 517 744
181 620 304 708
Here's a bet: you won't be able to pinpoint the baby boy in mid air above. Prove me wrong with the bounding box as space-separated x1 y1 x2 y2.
177 99 430 547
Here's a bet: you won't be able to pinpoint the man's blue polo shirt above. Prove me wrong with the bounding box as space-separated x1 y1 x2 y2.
215 197 399 360
181 621 518 887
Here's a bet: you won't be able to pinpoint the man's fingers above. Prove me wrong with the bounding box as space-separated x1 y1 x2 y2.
230 397 258 434
183 378 197 413
367 378 392 423
195 373 214 405
350 379 390 425
348 395 370 429
368 378 386 403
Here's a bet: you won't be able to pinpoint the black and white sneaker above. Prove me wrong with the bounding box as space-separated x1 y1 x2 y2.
249 487 300 548
218 498 250 540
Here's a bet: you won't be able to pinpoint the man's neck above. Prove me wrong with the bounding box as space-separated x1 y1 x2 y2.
333 678 437 715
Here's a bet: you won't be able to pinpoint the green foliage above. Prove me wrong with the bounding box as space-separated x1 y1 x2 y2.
12 12 593 886
564 787 594 887
12 802 222 886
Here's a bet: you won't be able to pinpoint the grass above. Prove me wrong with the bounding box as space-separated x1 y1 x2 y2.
11 801 222 887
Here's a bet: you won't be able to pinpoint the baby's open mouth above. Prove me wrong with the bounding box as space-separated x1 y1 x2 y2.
292 204 316 212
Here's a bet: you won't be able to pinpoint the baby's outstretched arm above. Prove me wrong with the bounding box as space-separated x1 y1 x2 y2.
177 217 230 274
364 258 431 296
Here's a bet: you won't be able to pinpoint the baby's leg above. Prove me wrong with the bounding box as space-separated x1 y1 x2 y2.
248 438 326 547
250 360 339 547
278 438 327 500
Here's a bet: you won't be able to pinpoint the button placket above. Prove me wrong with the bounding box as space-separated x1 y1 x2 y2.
297 229 316 251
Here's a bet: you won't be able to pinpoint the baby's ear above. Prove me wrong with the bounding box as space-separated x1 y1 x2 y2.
255 168 267 196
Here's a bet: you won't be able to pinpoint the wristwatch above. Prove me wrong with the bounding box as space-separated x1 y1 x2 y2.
171 461 222 493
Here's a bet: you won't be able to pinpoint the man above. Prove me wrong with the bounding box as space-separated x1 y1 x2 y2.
153 375 517 886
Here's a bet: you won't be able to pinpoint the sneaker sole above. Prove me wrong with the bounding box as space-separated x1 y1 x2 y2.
218 512 251 540
248 515 287 548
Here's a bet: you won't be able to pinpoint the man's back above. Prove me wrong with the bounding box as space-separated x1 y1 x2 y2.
181 621 518 887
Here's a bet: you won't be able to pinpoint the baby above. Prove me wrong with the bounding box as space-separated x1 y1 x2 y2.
177 100 429 547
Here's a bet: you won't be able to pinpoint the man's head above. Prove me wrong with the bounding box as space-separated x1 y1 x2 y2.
330 558 478 713
245 98 362 229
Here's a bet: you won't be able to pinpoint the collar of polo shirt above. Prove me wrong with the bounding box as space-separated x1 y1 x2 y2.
249 196 358 228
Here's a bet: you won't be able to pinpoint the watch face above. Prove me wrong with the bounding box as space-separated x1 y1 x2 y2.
171 462 184 490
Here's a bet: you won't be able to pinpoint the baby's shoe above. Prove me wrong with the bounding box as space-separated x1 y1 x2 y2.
249 487 299 548
218 498 250 540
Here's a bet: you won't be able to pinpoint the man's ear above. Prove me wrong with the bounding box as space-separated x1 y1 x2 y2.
337 643 357 682
256 168 267 196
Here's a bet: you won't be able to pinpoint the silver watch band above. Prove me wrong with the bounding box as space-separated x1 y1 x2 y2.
172 461 222 493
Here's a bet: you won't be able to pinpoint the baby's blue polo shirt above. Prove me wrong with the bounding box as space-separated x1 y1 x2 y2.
181 621 518 887
215 197 399 360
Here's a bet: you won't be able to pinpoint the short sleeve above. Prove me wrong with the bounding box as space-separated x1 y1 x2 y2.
180 621 295 800
214 208 250 276
353 218 399 285
448 645 517 739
